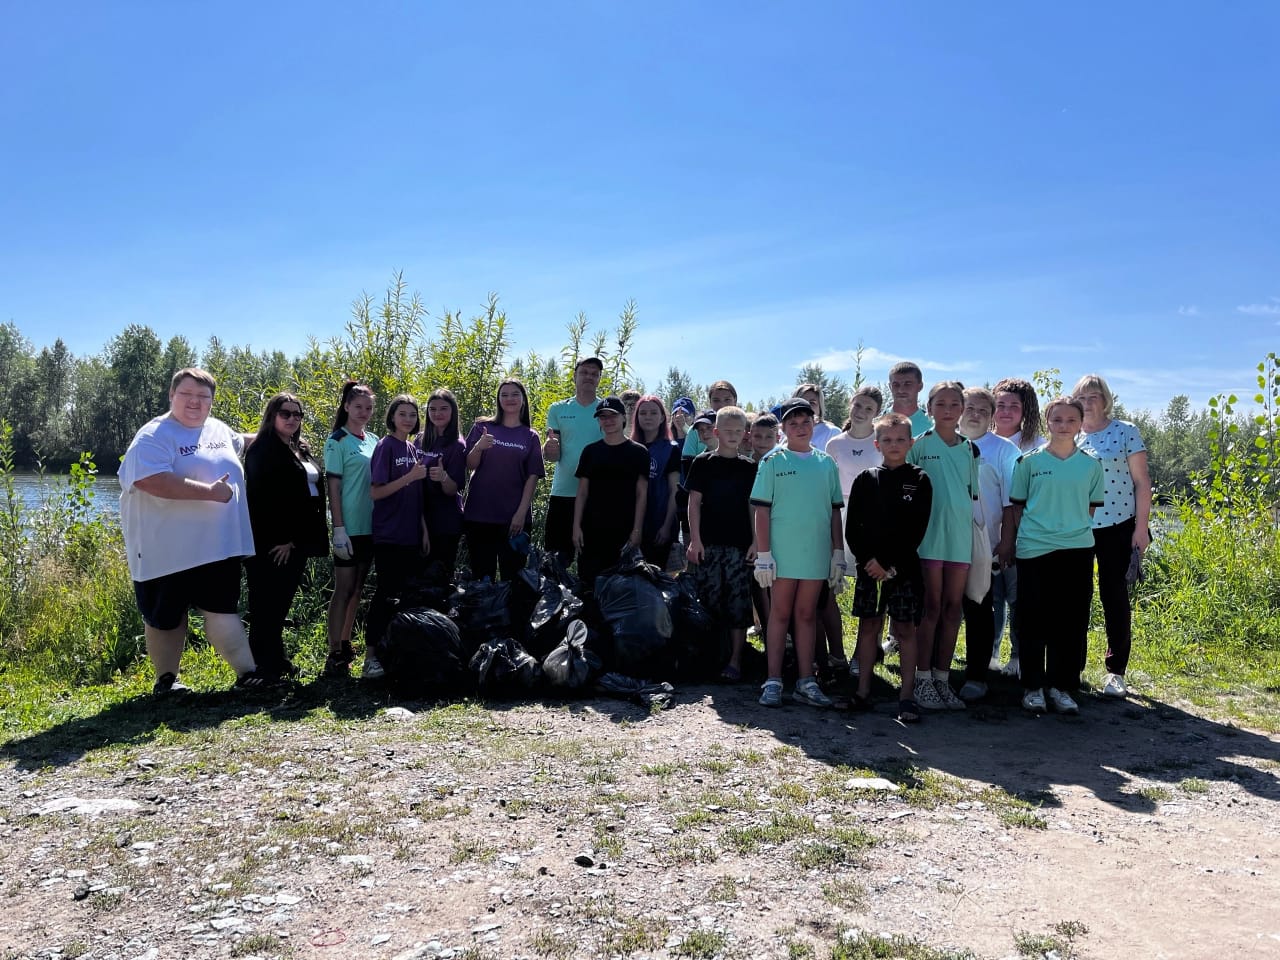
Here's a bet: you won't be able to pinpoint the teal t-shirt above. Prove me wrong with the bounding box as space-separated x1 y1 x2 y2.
682 429 706 458
546 396 603 497
907 430 979 563
749 447 842 580
1010 447 1105 559
323 427 379 537
910 408 933 437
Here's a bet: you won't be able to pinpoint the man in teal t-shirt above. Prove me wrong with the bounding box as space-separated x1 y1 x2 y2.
543 357 603 562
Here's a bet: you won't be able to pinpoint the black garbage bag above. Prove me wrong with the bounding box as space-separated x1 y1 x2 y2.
671 573 724 681
451 578 513 651
593 554 675 679
506 549 583 656
541 620 602 689
594 671 675 710
381 608 468 698
469 636 542 695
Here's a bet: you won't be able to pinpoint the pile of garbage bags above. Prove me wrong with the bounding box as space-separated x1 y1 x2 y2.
375 545 721 705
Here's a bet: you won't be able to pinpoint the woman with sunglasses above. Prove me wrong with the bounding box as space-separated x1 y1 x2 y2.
243 392 330 682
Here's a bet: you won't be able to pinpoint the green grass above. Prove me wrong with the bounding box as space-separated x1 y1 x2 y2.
672 930 727 958
831 929 979 960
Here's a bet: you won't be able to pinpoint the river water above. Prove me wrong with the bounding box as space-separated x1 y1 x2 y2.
7 471 122 519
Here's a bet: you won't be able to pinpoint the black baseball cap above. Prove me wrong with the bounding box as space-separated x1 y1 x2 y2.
594 396 626 418
777 397 816 421
691 409 716 427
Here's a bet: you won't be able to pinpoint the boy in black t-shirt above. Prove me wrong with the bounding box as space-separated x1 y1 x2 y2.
573 396 650 589
685 407 757 681
846 413 933 721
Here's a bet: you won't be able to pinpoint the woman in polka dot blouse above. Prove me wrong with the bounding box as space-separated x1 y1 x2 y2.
1072 374 1152 699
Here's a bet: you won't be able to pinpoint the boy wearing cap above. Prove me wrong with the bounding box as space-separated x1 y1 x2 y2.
544 357 604 564
572 396 649 589
750 398 845 708
685 406 757 681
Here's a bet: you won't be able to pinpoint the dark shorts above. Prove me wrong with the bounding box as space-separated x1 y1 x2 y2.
333 534 374 569
688 544 753 629
544 496 576 556
133 557 243 630
851 572 923 625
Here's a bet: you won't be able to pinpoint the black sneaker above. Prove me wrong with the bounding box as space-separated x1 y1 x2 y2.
152 672 192 696
234 669 270 690
321 653 351 678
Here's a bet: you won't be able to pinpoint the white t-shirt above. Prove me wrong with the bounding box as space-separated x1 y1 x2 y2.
119 415 255 581
825 432 882 534
972 431 1020 552
811 420 842 453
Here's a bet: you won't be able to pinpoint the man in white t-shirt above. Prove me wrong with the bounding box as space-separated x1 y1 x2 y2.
119 368 263 694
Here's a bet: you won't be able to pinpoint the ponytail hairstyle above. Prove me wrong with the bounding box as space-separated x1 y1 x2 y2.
422 387 461 447
630 395 671 444
842 384 884 431
332 380 375 432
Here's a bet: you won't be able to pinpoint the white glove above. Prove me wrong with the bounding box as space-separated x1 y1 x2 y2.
753 551 776 589
828 550 848 590
331 525 353 561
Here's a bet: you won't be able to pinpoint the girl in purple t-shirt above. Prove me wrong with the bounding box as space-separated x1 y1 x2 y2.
417 388 467 581
464 379 545 581
366 395 428 673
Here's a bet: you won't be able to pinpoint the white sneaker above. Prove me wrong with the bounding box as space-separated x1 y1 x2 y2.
1047 687 1079 715
1021 688 1046 713
914 677 946 711
958 680 988 702
881 634 899 655
934 679 966 711
793 677 833 708
361 655 385 680
1101 673 1128 698
1000 657 1020 678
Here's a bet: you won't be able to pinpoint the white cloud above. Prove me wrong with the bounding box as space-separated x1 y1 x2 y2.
1019 341 1103 355
1177 305 1199 316
804 346 976 375
1237 297 1280 316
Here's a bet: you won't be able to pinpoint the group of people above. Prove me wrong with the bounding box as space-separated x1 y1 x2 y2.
120 359 1151 723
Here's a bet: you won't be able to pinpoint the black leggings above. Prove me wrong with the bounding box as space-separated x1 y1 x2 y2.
466 521 524 581
1015 547 1092 693
1091 517 1135 676
245 552 308 678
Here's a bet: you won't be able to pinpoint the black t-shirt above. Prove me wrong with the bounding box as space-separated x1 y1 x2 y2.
845 463 933 577
576 438 650 533
683 451 758 550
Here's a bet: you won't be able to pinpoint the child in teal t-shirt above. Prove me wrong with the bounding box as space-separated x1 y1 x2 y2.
750 398 844 710
905 382 980 713
1010 396 1105 715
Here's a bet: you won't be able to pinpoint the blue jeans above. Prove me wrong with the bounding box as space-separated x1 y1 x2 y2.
992 565 1018 661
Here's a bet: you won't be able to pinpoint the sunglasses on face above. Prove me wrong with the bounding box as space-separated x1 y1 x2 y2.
278 409 305 421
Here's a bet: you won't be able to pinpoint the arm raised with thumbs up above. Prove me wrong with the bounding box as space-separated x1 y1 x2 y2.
134 470 236 503
466 422 495 470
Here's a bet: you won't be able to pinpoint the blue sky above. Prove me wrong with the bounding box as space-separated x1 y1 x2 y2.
2 2 1276 414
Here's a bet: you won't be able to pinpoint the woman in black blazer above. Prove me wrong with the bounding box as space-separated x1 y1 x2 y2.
244 392 330 681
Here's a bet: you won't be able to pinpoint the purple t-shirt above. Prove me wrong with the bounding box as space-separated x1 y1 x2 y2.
370 436 424 546
417 434 467 536
463 421 545 526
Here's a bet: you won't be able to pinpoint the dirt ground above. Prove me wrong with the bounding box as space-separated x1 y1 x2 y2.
3 677 1279 960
